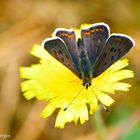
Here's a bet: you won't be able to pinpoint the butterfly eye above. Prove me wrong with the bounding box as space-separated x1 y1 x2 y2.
82 82 86 86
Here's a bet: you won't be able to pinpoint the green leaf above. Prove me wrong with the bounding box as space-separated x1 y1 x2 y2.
119 121 140 140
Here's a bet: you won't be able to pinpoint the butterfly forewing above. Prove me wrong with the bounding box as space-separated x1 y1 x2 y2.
93 34 134 78
43 37 80 78
81 23 110 66
55 29 79 71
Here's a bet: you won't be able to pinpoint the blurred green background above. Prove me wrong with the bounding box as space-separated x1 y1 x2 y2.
0 0 140 140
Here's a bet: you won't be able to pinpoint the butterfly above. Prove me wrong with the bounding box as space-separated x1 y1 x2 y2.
42 23 134 89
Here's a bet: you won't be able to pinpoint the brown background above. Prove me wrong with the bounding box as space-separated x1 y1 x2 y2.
0 0 140 140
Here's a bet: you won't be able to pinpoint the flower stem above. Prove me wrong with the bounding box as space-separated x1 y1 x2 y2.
92 109 107 140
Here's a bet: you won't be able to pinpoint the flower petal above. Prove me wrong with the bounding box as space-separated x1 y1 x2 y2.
41 103 56 118
96 92 114 106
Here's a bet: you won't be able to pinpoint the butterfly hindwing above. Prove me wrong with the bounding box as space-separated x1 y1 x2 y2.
43 37 80 77
93 34 134 77
54 29 79 71
81 23 110 66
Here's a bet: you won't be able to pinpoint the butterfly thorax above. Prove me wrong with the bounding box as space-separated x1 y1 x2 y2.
78 39 92 89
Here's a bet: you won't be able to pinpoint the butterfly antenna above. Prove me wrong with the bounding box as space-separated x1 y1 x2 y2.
90 87 109 113
64 87 84 111
100 102 109 112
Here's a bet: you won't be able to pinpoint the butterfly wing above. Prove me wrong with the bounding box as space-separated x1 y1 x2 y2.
42 37 80 77
93 34 134 78
54 29 79 71
81 23 110 66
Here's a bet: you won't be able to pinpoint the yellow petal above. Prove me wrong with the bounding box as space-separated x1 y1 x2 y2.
79 105 88 124
41 103 56 118
96 92 114 106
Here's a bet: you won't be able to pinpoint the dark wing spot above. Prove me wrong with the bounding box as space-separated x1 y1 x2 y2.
118 55 120 59
104 62 107 66
68 63 71 67
61 57 64 62
119 51 122 55
114 48 117 52
110 47 114 52
111 56 114 61
118 52 122 59
103 52 107 57
118 48 122 55
65 54 69 59
54 50 57 55
118 48 121 52
58 50 62 54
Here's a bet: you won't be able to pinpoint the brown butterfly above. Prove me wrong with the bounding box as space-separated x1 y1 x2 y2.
42 23 134 89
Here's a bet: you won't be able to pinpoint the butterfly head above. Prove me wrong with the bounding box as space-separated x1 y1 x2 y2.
82 78 91 89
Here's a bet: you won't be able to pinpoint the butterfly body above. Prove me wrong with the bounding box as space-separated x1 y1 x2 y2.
42 23 134 89
77 38 92 88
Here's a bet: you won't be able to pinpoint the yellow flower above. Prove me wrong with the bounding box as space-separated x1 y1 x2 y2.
20 25 134 128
